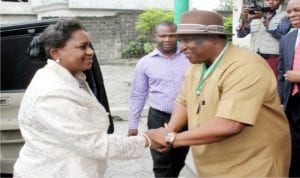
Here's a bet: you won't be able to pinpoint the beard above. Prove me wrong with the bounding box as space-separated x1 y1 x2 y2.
161 46 177 53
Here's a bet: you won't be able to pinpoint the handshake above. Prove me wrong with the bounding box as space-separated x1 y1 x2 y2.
129 123 178 152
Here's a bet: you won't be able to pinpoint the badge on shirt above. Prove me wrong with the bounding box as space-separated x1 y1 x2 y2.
195 100 205 114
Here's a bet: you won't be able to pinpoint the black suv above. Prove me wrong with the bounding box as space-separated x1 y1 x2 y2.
0 19 114 176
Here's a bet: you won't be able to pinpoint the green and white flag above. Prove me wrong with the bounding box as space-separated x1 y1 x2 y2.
174 0 189 25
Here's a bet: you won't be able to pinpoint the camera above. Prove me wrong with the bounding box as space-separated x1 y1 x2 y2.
247 0 273 15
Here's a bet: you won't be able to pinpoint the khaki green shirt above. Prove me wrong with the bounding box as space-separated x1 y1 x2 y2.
177 44 291 177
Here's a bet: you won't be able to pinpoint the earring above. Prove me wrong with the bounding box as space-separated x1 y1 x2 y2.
56 59 61 63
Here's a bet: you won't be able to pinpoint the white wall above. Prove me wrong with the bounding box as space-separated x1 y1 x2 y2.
0 15 37 24
36 9 117 20
30 2 119 20
0 0 173 24
68 0 173 10
0 1 34 14
0 1 36 24
190 0 219 10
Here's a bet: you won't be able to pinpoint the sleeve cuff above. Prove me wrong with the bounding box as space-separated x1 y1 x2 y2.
215 100 256 126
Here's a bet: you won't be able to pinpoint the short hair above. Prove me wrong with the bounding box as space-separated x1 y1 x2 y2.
152 21 177 34
27 19 86 62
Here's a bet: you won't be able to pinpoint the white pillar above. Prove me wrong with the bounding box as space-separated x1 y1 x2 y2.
232 0 251 48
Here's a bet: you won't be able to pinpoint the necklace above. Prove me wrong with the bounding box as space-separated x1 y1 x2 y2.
196 42 229 96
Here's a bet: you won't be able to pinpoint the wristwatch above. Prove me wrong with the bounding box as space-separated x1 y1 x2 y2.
165 132 176 145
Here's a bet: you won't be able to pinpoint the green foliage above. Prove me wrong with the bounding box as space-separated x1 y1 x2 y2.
223 16 232 33
135 8 174 34
122 35 154 59
122 9 172 58
143 42 154 54
223 16 233 41
136 34 148 44
121 41 143 59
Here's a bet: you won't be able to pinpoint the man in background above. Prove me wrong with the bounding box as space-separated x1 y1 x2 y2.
127 21 190 177
278 0 300 176
237 0 291 76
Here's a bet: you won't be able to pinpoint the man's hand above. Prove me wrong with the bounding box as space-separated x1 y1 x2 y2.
248 11 264 20
240 5 250 24
145 128 170 148
241 6 264 22
128 129 138 136
284 70 300 83
143 131 170 152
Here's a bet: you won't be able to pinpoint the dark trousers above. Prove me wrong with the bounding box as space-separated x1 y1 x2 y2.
147 107 189 178
286 94 300 177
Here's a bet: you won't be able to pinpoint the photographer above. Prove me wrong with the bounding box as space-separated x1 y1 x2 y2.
237 0 291 77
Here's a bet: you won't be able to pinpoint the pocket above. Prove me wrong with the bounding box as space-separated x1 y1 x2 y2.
161 80 174 87
147 108 165 129
250 24 260 33
268 22 279 30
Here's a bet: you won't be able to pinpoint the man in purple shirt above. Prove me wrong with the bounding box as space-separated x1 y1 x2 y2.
127 21 190 177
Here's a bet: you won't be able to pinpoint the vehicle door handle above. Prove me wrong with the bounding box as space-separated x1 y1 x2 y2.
0 97 11 106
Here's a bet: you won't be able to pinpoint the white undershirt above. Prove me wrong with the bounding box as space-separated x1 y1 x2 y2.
296 29 300 49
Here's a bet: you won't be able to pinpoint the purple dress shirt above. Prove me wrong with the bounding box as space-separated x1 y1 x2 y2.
128 48 190 129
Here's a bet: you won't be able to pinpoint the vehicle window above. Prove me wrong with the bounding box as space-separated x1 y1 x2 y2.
1 34 45 91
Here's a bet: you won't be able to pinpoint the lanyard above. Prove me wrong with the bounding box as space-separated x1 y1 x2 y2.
196 42 229 96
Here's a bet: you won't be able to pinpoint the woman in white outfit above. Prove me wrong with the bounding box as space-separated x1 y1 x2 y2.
13 19 151 178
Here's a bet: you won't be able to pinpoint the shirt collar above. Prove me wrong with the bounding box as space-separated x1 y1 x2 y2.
275 7 282 14
149 47 181 59
297 29 300 40
267 7 282 19
47 59 86 83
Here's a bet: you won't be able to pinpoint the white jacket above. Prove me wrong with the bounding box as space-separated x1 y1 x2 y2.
14 60 146 178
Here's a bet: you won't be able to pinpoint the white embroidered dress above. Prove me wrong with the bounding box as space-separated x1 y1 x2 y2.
14 60 146 178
